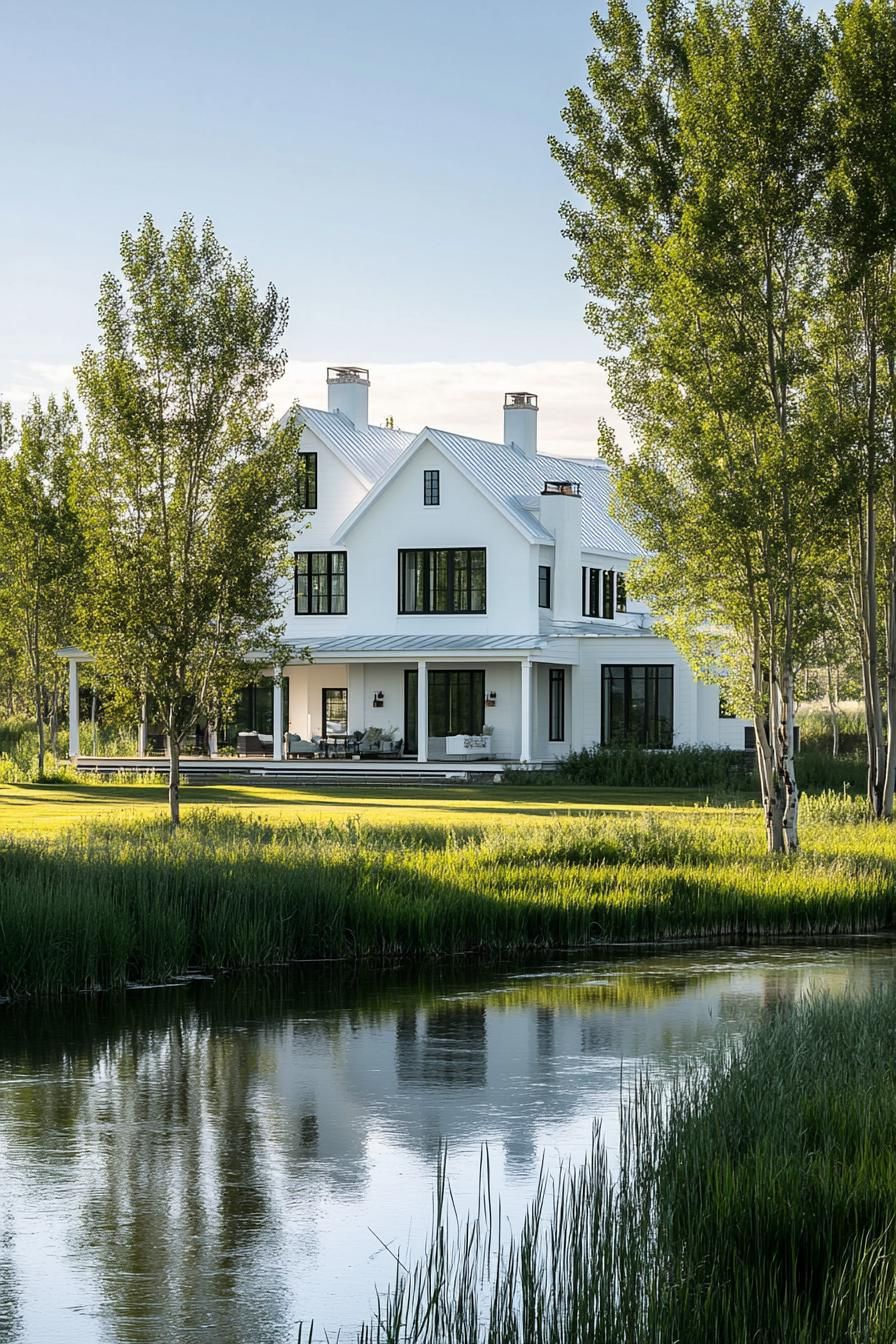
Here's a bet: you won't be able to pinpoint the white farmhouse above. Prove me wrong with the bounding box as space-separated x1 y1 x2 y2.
240 365 744 767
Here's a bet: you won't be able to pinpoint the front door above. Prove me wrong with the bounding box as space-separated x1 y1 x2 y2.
404 669 486 755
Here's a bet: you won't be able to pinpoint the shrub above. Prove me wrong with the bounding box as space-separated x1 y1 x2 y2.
551 743 756 790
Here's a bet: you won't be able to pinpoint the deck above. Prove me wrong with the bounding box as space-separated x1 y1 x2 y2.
73 756 554 786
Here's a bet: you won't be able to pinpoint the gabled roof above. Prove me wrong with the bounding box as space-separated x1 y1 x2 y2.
285 405 415 487
331 424 644 557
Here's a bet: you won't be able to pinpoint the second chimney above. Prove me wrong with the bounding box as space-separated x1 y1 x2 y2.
504 391 538 458
327 366 369 431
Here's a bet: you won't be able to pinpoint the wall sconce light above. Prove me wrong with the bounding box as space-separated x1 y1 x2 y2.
373 692 384 708
485 690 497 707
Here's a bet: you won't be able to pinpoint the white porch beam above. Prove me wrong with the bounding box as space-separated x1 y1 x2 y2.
273 670 284 761
520 658 532 763
68 657 80 759
417 659 428 763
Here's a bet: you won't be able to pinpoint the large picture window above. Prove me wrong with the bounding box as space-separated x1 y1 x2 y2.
549 668 565 741
297 453 318 510
602 665 673 748
295 552 346 614
404 668 484 752
399 549 486 613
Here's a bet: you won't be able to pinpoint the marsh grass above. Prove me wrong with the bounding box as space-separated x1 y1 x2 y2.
2 804 896 996
310 988 896 1343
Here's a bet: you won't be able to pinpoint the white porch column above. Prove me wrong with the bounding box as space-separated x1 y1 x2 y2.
273 670 284 761
68 657 80 758
138 697 148 756
417 659 428 763
207 728 218 757
520 658 532 763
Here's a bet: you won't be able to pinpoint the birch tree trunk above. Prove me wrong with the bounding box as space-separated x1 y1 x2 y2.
826 660 839 758
168 734 181 826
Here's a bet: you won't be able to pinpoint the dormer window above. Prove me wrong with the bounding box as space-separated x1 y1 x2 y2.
297 453 318 510
424 469 440 506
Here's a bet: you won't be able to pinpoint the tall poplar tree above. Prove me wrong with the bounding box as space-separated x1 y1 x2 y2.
552 0 837 852
0 394 87 774
76 214 303 824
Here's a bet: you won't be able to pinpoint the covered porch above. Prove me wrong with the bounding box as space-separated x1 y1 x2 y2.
259 635 576 766
59 636 577 770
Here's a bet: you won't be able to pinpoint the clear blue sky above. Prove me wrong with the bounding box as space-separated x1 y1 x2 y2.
1 0 601 392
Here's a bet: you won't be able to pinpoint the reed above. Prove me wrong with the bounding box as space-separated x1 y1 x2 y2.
309 987 896 1342
2 802 896 996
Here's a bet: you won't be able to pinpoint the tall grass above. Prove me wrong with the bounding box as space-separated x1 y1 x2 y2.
310 987 896 1342
0 716 138 782
2 805 896 996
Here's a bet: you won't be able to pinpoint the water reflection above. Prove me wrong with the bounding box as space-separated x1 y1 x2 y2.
0 945 893 1342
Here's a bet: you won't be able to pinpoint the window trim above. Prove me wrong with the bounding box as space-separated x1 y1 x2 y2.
297 452 318 511
294 550 347 615
549 667 565 741
398 548 486 614
538 564 552 609
423 469 440 506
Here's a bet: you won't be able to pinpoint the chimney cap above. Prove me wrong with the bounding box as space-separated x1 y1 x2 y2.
504 391 538 410
328 365 370 386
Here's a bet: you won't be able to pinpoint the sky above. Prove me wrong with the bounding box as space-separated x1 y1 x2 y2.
0 0 621 456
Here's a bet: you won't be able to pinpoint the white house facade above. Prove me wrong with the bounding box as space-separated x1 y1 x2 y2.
232 365 745 766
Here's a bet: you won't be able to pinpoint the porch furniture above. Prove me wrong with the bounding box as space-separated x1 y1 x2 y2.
356 729 404 759
443 734 492 760
286 734 317 758
317 734 352 758
237 731 274 757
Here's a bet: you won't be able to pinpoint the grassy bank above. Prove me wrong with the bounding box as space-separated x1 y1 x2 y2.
1 795 893 997
334 987 896 1343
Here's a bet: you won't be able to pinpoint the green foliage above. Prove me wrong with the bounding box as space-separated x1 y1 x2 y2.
3 807 896 996
551 743 756 790
74 213 304 818
0 394 87 773
338 987 896 1343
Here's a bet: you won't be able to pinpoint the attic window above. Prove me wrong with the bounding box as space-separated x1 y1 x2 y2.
542 480 581 497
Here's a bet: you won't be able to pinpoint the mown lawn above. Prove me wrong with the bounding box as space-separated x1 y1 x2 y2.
0 778 754 836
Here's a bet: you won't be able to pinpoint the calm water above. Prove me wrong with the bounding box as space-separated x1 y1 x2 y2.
0 944 893 1342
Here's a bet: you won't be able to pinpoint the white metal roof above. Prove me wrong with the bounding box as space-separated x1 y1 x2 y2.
424 428 643 557
291 634 549 655
288 406 414 486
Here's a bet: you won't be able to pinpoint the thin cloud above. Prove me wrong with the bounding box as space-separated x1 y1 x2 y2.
1 357 632 460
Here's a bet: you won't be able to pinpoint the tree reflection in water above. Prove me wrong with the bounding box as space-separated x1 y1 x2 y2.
0 947 889 1342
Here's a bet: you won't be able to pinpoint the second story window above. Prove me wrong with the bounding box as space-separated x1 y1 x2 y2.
297 452 318 510
424 469 440 506
583 566 617 619
399 548 486 613
602 569 615 619
538 565 551 608
616 572 627 612
294 551 346 614
583 567 600 617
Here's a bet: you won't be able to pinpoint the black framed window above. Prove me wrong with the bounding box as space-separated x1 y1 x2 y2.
322 687 348 735
602 569 615 619
220 677 289 747
297 453 318 510
616 572 627 612
583 567 601 617
424 470 440 506
602 665 673 748
294 552 347 614
399 548 486 613
538 565 552 609
549 668 565 741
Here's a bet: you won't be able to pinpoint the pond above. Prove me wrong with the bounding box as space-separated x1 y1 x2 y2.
0 943 893 1342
